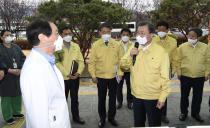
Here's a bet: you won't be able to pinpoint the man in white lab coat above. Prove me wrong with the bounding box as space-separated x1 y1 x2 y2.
20 18 71 128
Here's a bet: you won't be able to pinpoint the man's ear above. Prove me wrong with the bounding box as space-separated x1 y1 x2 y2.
38 33 47 41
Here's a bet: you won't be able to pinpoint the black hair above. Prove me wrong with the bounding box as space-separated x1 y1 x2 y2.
137 22 155 34
59 26 70 35
120 28 131 35
26 18 52 46
188 28 202 37
157 21 169 29
0 30 10 44
98 22 112 32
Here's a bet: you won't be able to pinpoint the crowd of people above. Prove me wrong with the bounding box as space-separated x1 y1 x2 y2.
0 18 209 128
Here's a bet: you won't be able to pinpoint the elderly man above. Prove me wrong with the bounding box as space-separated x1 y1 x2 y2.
20 19 71 128
120 22 171 127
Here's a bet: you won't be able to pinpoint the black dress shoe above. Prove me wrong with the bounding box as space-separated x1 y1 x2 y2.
108 119 118 126
6 118 15 125
73 117 85 125
161 116 169 123
117 103 122 109
98 120 105 128
191 115 204 123
179 113 187 121
13 114 24 119
127 103 133 109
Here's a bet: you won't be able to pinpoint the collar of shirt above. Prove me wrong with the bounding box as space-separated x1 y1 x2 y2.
158 34 169 43
140 43 152 51
192 43 198 48
123 42 128 52
187 42 199 48
64 43 71 50
99 38 114 46
33 48 55 67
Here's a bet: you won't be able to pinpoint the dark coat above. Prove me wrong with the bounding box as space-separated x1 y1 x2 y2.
0 56 8 83
0 43 26 97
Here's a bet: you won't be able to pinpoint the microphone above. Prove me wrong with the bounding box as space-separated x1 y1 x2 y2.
105 41 108 46
133 42 139 66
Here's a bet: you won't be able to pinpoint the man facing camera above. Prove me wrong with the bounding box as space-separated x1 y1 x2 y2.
88 23 124 128
120 22 171 127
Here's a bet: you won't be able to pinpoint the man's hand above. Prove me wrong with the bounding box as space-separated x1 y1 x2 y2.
0 70 4 80
156 101 165 109
67 73 80 80
130 48 139 58
92 77 98 84
118 75 123 81
8 69 21 76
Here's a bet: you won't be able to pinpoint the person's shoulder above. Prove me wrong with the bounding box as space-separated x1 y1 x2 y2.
128 40 134 45
71 42 80 49
92 38 103 47
198 41 207 47
12 43 21 49
152 36 160 41
153 42 166 52
167 35 177 43
179 42 189 48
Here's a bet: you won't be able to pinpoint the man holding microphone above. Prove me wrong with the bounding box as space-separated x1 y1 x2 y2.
120 22 171 127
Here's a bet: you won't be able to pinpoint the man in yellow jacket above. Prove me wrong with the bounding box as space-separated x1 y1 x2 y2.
153 21 177 123
88 23 124 128
55 27 85 124
120 22 171 127
117 28 134 110
177 28 210 123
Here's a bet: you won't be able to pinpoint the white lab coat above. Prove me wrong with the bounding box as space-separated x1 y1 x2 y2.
20 49 71 128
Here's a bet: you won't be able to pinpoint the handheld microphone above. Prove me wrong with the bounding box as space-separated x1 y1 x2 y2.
133 42 139 66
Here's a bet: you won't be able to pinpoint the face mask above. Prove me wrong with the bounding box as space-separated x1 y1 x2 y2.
5 36 13 43
157 31 167 38
122 36 129 42
102 34 111 42
136 36 147 45
188 39 197 45
54 35 63 51
37 35 63 51
63 35 72 43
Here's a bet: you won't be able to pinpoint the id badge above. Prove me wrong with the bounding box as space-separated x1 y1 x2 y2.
13 58 17 69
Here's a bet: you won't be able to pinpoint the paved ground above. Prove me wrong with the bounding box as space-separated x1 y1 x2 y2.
0 78 210 128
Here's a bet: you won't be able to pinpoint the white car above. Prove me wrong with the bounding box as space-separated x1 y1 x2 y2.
202 29 208 36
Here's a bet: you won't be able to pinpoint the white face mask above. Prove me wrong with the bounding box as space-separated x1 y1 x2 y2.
122 36 129 42
54 35 63 51
136 36 147 45
157 31 167 38
63 35 72 43
188 38 197 45
102 34 111 42
5 36 13 43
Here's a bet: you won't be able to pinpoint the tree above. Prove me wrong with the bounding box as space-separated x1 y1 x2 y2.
0 0 34 37
33 0 131 58
110 0 153 25
151 0 210 37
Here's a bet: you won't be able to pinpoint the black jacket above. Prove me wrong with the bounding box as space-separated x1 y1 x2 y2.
0 43 26 96
0 56 8 78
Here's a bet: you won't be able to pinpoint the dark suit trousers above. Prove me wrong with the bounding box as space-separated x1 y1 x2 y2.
97 77 118 121
133 97 161 127
180 76 205 116
64 78 80 119
117 72 133 104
